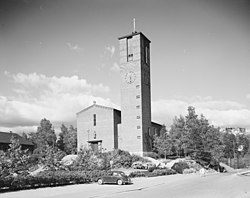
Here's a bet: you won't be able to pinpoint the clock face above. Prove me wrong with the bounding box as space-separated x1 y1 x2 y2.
125 71 136 84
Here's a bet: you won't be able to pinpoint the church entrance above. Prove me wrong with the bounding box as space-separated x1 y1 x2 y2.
88 140 102 153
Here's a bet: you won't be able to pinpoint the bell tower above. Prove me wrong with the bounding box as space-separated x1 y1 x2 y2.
118 25 152 156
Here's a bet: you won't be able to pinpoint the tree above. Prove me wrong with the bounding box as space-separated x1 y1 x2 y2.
222 132 235 159
169 116 189 157
57 124 68 151
0 135 30 176
64 125 77 154
34 118 57 154
21 132 28 140
185 106 203 153
40 145 66 170
57 124 77 154
222 132 249 168
237 134 249 157
153 132 174 158
164 106 225 166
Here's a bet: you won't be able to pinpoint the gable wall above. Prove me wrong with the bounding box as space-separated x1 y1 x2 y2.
77 105 116 151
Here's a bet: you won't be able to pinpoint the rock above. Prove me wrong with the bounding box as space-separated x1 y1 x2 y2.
61 155 79 166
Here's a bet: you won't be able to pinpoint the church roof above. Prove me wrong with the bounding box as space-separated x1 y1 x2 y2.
151 121 163 128
76 102 120 115
0 131 34 146
76 102 163 128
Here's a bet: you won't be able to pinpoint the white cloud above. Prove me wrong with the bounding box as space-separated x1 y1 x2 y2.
105 45 115 57
152 97 250 129
2 73 250 133
98 45 116 70
0 72 114 132
247 94 250 100
67 42 83 52
110 62 120 72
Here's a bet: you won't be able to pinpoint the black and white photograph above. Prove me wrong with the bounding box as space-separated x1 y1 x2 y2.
1 0 250 197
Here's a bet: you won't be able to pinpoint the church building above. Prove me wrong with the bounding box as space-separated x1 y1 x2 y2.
77 29 163 156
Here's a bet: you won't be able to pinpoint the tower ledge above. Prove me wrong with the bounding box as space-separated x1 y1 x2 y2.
118 32 151 43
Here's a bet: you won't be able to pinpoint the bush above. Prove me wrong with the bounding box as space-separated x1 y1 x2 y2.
148 166 156 172
129 168 177 178
144 152 160 159
107 149 133 168
186 160 202 171
171 161 189 174
129 171 146 178
0 170 111 191
131 154 150 163
183 168 196 174
150 168 177 176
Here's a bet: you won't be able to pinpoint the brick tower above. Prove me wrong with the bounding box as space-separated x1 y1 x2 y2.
118 29 152 156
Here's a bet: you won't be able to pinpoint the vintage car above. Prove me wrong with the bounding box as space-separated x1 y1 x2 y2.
97 171 132 185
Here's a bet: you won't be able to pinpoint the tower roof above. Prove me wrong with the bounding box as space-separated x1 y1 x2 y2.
118 32 151 43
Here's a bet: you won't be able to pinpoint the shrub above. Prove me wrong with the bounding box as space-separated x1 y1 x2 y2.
186 160 202 171
108 149 132 168
131 154 150 163
171 161 189 174
0 170 112 191
183 168 196 174
129 171 146 178
150 168 176 176
148 166 156 172
144 152 160 159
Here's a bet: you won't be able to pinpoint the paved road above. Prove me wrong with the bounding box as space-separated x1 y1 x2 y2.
1 173 250 198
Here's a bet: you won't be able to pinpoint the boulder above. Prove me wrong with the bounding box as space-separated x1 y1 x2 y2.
61 155 79 166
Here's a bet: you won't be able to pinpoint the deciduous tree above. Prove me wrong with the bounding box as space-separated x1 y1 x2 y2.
34 118 57 154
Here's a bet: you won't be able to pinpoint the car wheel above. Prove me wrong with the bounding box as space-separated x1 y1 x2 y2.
97 178 103 185
117 179 123 185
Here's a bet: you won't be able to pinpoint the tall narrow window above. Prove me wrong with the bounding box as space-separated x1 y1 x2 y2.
127 37 133 61
93 114 96 126
145 45 149 64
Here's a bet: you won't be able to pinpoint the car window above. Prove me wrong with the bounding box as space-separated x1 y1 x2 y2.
113 172 118 176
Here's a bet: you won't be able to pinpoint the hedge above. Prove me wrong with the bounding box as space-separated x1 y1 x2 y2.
150 168 176 176
129 168 176 178
129 171 147 178
0 170 111 191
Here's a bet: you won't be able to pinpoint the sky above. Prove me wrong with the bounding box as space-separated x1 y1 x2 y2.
0 0 250 133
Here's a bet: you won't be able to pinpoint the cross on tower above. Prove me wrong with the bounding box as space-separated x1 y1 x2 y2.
133 18 137 33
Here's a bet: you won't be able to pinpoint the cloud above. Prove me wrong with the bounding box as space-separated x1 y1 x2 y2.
2 73 249 133
98 45 116 70
152 97 250 129
247 94 250 100
0 72 114 132
105 45 115 57
110 62 120 72
67 42 83 52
